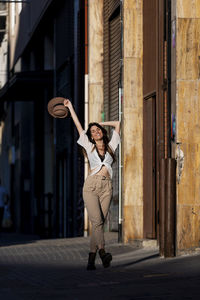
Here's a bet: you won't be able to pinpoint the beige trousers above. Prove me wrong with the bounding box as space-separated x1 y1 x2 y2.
83 175 112 252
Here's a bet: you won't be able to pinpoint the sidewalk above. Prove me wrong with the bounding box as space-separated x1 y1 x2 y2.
0 232 200 299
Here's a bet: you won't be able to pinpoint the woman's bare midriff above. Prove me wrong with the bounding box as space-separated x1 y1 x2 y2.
95 165 110 178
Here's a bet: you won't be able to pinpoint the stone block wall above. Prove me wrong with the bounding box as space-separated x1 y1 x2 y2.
175 0 200 252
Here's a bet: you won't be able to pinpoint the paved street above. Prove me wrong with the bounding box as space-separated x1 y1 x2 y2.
0 232 200 300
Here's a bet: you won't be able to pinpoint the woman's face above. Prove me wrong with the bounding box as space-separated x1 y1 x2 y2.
90 125 103 141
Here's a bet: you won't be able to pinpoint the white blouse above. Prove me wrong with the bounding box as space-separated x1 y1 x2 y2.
77 130 120 178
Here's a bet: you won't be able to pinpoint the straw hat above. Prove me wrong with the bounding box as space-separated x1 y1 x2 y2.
47 97 69 118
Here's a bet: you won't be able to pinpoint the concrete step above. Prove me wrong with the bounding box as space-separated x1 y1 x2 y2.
130 239 159 249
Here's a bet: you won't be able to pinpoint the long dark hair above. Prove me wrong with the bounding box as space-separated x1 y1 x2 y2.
83 122 116 162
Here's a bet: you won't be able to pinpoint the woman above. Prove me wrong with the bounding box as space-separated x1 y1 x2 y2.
64 99 120 270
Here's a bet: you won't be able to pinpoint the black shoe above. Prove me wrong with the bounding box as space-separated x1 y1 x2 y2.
99 249 112 268
87 252 96 270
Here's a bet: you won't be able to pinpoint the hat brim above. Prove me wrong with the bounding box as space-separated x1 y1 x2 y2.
47 97 69 118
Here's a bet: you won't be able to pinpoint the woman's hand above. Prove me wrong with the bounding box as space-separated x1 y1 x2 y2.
63 99 73 109
99 121 120 134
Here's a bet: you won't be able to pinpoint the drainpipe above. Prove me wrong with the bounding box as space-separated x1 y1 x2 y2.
84 0 89 237
118 85 123 243
159 0 176 258
118 0 123 243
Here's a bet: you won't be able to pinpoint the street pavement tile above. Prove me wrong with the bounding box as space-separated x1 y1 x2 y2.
0 232 200 299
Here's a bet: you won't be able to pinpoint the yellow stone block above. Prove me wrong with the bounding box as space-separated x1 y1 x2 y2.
123 111 143 208
123 148 143 207
123 205 143 242
177 205 199 250
177 81 200 143
89 84 103 123
124 57 143 109
123 109 143 151
177 0 200 18
177 18 200 80
196 0 200 17
88 0 104 123
89 0 103 84
124 0 142 10
124 2 143 58
177 143 198 205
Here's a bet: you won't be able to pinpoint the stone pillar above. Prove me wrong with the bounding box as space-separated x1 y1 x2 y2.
122 0 143 242
175 0 200 252
88 0 104 123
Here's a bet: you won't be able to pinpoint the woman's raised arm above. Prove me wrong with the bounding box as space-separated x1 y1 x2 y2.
63 99 84 135
99 121 120 134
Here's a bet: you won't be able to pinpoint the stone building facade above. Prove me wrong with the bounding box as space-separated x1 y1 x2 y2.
88 0 200 254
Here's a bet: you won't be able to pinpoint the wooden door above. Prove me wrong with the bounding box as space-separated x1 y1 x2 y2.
143 0 166 239
143 95 156 238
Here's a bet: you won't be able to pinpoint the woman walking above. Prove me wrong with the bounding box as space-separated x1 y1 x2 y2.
64 99 120 270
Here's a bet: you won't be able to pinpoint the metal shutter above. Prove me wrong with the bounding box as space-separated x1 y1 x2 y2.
109 14 120 121
103 0 120 231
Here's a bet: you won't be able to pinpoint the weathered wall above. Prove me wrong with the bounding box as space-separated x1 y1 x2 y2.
175 0 200 252
88 0 104 123
122 0 143 242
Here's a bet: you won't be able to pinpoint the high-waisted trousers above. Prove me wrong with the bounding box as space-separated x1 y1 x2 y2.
83 174 112 252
